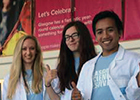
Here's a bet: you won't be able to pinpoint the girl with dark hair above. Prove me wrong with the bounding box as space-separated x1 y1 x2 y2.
45 21 97 100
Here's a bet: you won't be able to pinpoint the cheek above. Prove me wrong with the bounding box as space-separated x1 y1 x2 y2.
66 41 69 47
77 40 80 46
95 36 100 42
33 51 37 56
113 34 120 41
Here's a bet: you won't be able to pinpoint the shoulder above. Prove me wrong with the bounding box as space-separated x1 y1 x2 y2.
83 54 99 68
118 48 140 71
3 74 10 83
124 49 140 60
118 45 140 61
79 54 99 74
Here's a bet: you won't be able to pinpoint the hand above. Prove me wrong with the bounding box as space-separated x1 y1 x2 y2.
71 81 82 100
137 63 140 87
45 64 57 86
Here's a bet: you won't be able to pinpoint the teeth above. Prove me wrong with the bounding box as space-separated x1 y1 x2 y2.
103 41 110 44
26 57 31 59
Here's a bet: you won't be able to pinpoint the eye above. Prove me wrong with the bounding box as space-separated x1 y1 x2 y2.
65 35 70 41
96 30 102 35
22 47 27 51
72 33 79 37
108 28 114 32
30 47 35 50
65 35 69 38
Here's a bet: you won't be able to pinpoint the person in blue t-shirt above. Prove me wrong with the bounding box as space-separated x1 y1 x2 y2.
2 35 49 100
71 10 140 100
45 21 97 100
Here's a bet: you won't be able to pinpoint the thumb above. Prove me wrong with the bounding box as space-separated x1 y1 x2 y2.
71 81 76 89
45 64 50 72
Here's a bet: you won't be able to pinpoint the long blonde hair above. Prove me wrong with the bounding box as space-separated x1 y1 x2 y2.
7 35 43 99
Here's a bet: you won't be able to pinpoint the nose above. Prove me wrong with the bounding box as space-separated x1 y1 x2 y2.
69 36 74 41
103 30 109 38
26 48 31 55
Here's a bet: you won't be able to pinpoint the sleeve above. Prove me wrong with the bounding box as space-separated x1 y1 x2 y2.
60 89 73 100
43 91 50 100
76 63 88 100
52 77 74 100
2 75 9 100
126 59 140 100
51 78 60 94
43 77 60 100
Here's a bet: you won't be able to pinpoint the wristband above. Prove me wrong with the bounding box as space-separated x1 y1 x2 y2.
45 84 51 87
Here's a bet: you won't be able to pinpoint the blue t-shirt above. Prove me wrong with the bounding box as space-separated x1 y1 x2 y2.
91 52 117 100
25 69 43 100
74 57 80 73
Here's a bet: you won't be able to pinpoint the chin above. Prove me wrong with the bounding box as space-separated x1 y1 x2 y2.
25 61 34 64
72 49 79 52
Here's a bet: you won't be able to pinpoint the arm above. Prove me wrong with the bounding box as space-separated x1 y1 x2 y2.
45 85 60 100
45 65 60 100
126 62 140 100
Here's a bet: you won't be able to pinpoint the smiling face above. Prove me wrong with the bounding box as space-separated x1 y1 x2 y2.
22 38 36 68
95 18 121 56
65 26 80 52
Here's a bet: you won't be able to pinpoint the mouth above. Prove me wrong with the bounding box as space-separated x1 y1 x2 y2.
102 40 111 44
26 56 32 59
70 42 77 46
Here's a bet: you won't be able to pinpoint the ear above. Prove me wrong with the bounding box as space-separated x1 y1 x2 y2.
95 35 98 42
119 30 123 39
95 38 97 42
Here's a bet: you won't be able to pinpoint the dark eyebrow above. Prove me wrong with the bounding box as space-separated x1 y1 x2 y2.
65 32 78 36
96 26 114 32
96 29 102 32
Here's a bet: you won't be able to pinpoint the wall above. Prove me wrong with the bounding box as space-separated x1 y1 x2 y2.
0 39 140 80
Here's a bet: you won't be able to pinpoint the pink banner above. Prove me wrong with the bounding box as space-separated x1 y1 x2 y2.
35 0 122 51
35 0 71 51
74 0 122 42
124 0 140 40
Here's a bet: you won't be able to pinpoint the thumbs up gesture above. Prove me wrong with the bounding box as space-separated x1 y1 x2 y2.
45 64 57 86
71 81 82 100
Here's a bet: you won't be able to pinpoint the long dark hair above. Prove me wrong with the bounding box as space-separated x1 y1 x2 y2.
57 21 97 93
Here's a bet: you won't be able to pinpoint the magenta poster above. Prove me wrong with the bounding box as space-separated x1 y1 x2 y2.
74 0 122 42
124 0 140 40
35 0 140 51
35 0 71 51
35 0 122 51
